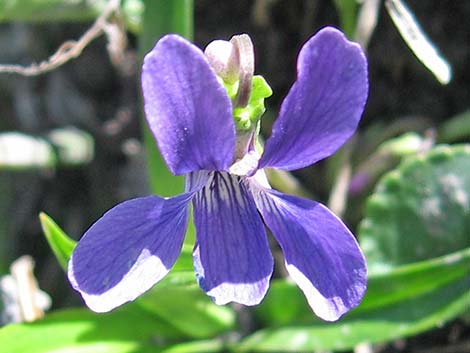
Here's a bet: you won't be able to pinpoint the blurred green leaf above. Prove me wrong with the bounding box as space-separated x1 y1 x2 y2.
240 248 470 352
359 144 470 272
137 247 236 339
137 284 235 339
0 305 181 353
161 339 225 353
438 110 470 143
135 244 236 339
237 278 469 352
39 212 76 271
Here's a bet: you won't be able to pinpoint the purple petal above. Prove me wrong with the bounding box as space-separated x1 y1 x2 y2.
68 194 193 312
192 172 273 305
142 34 236 175
252 186 367 321
258 27 368 171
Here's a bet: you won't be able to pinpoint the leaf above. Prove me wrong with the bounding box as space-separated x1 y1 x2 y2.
136 269 236 338
138 285 235 339
438 110 470 143
237 278 469 352
238 248 470 352
161 339 225 353
358 144 470 272
0 305 181 353
39 212 76 271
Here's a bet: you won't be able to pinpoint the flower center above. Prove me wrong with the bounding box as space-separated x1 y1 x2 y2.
204 34 273 173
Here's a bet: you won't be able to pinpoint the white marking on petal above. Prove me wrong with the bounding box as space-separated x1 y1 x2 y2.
286 263 364 321
286 264 346 321
206 281 269 306
69 250 168 313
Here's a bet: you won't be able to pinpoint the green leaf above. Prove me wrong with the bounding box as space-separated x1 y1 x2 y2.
137 285 235 339
359 144 470 272
39 212 76 271
161 339 225 353
136 259 236 339
438 110 470 143
239 248 470 352
237 278 469 352
133 244 236 338
0 305 182 353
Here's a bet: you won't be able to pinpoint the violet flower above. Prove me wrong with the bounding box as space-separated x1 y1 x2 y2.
68 27 368 321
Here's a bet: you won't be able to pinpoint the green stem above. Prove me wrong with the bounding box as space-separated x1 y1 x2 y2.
333 0 358 38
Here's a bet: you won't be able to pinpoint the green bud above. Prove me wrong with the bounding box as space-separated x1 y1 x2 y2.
233 75 272 131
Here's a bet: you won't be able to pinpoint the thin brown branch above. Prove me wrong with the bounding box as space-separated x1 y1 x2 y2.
0 0 122 76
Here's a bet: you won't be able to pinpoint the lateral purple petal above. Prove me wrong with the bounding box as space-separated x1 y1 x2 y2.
258 27 368 171
253 187 367 321
192 172 273 305
68 194 193 312
142 34 236 175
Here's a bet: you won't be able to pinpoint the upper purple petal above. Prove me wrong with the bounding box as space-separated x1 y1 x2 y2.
67 173 209 312
142 34 236 175
258 27 368 171
251 184 367 321
192 172 273 305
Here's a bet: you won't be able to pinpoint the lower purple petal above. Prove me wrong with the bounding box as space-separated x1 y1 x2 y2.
252 186 367 321
192 172 273 305
68 194 194 312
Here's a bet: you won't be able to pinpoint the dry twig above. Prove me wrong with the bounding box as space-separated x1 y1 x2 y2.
0 0 124 76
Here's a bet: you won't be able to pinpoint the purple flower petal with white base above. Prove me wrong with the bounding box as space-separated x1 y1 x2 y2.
142 34 236 175
252 186 367 321
258 27 368 171
68 171 209 312
192 172 273 305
